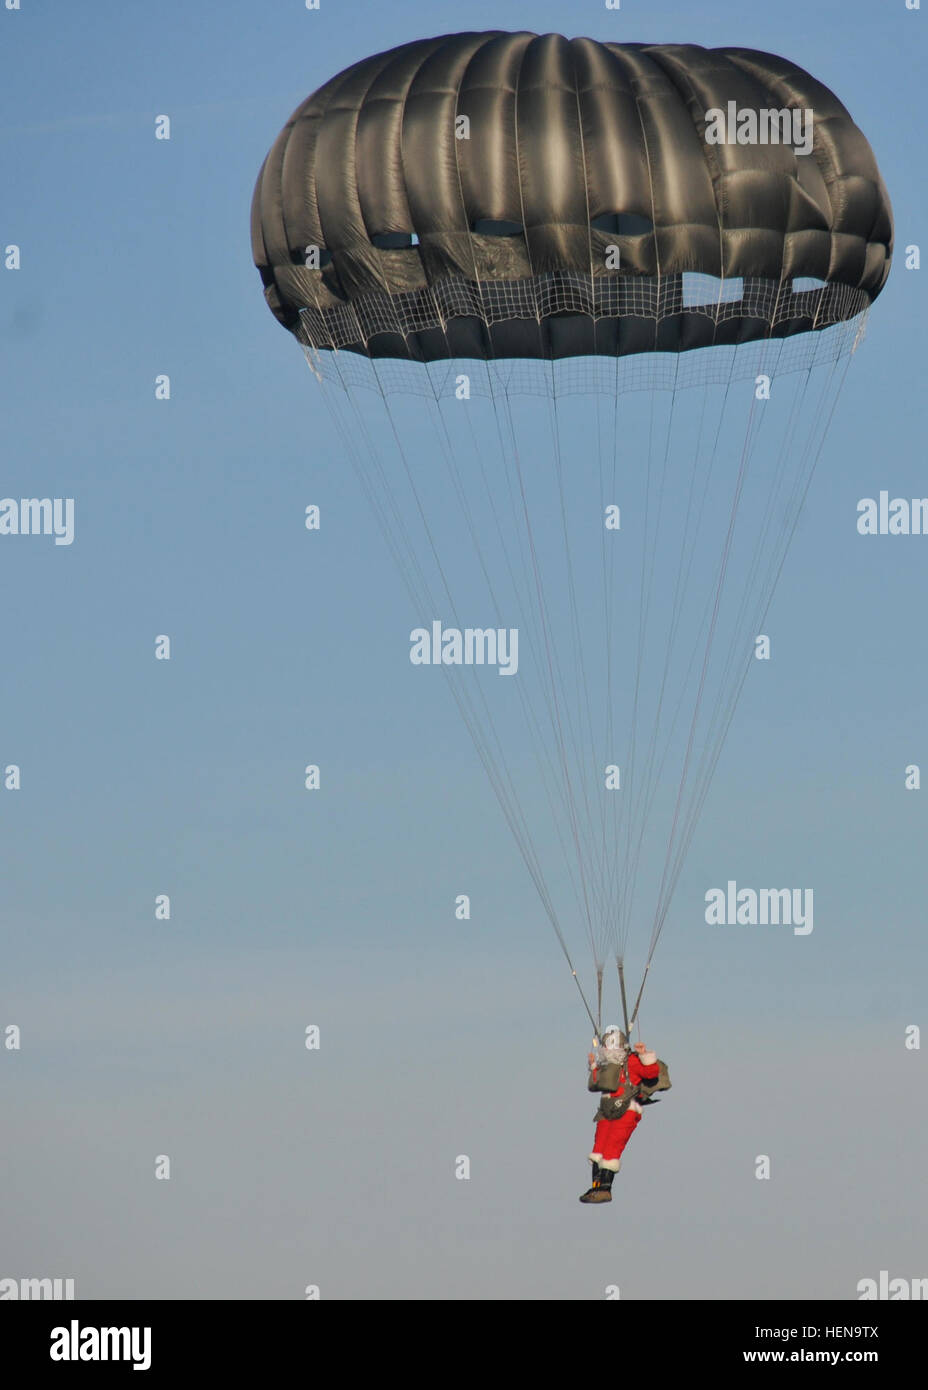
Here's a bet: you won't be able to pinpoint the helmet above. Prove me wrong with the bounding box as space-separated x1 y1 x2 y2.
601 1026 628 1051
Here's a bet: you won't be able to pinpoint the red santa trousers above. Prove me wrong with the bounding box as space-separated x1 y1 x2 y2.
589 1108 641 1171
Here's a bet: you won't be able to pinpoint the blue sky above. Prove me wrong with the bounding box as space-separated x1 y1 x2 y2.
1 0 925 1299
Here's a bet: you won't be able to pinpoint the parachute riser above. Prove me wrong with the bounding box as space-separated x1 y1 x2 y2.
628 960 651 1038
617 958 631 1040
570 968 600 1038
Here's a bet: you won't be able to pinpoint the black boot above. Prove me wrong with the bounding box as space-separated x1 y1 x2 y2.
579 1161 613 1204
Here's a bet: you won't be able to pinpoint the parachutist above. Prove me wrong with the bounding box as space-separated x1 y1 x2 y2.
579 1028 664 1205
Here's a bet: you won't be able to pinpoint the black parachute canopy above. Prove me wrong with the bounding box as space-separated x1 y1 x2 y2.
251 33 893 362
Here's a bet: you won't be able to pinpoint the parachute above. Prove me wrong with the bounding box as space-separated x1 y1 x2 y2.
251 34 892 1033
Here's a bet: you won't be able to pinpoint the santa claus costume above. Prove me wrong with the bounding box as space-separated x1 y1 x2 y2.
580 1029 660 1204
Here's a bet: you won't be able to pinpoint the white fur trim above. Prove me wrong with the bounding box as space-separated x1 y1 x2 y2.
639 1050 657 1065
629 1099 642 1115
598 1158 621 1172
588 1152 602 1163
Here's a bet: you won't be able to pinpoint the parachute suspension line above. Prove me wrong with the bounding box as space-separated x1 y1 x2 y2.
395 363 655 1009
602 343 626 955
642 334 794 945
525 377 593 907
540 378 613 972
611 383 659 961
474 363 593 926
628 335 858 1021
595 965 604 1037
552 380 603 902
496 372 601 970
464 363 598 971
616 371 720 949
602 382 630 962
614 356 693 952
660 345 850 921
419 361 575 909
312 357 441 628
590 339 735 983
617 958 630 1039
614 359 689 955
658 318 855 911
600 385 620 959
626 353 759 937
519 369 600 970
437 367 589 929
548 376 612 965
613 348 731 963
647 363 767 954
590 393 624 970
595 390 610 922
685 333 806 786
572 966 602 1037
598 370 637 972
483 368 592 954
314 347 575 981
362 359 578 968
746 349 854 655
747 349 849 630
628 959 650 1037
314 358 585 966
430 347 622 995
632 363 729 786
621 349 772 1021
669 347 856 893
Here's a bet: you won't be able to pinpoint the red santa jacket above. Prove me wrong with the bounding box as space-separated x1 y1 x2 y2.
623 1050 660 1095
591 1049 660 1113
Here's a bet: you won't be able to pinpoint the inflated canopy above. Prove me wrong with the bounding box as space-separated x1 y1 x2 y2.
252 33 893 361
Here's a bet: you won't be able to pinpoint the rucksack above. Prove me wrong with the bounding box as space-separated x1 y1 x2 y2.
587 1060 625 1094
638 1058 672 1104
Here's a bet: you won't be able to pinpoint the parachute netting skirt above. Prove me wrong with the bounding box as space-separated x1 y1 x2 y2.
303 274 867 1031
